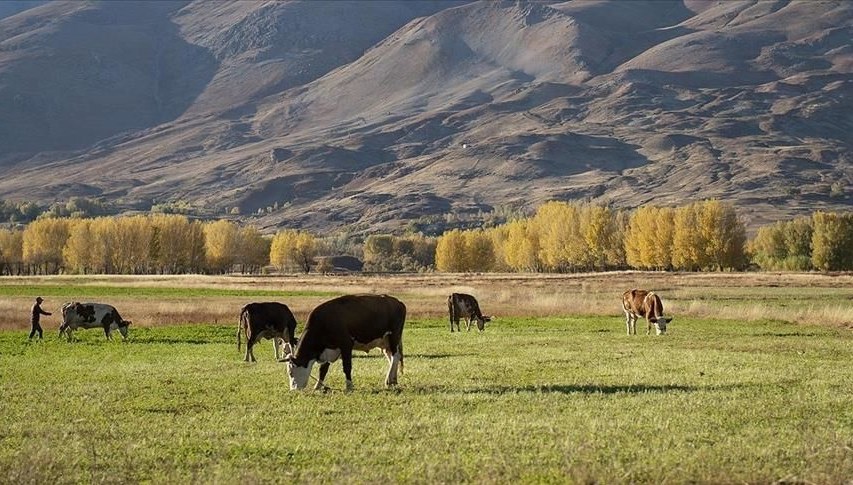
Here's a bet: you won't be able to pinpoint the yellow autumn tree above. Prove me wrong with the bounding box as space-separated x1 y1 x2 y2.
698 200 746 270
204 219 239 273
811 211 853 271
270 230 317 273
0 228 23 275
464 229 495 272
672 203 705 271
150 215 195 273
22 217 70 274
533 201 581 272
579 204 624 270
63 219 95 274
435 229 467 272
624 206 674 270
502 219 541 272
237 226 270 274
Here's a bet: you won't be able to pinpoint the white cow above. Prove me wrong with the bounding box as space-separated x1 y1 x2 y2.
59 302 131 341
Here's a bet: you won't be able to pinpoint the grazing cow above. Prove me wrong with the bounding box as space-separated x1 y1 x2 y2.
447 293 491 332
622 289 672 335
286 294 406 391
59 302 131 341
237 302 298 362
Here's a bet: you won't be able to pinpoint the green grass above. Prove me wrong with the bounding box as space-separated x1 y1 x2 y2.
1 317 851 483
0 284 337 299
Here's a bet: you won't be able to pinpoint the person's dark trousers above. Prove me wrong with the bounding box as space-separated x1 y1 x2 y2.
29 322 43 340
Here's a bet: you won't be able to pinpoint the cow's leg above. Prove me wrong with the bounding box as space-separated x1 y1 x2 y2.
625 311 632 335
341 348 354 392
246 334 258 362
465 317 471 332
646 319 652 335
104 325 112 341
273 337 282 361
383 347 401 387
315 362 331 391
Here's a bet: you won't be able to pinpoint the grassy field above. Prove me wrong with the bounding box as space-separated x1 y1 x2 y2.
0 273 851 483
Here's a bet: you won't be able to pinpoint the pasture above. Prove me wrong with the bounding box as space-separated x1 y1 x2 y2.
0 273 851 483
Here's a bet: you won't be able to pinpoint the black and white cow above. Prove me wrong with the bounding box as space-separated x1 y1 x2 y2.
448 293 491 332
286 294 406 391
59 302 131 341
622 289 672 335
237 302 298 362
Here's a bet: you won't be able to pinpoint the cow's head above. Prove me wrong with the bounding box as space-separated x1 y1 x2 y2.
650 316 671 335
285 357 313 390
476 316 492 332
118 320 131 339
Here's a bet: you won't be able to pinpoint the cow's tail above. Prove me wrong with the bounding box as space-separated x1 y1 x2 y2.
397 338 404 375
237 307 247 352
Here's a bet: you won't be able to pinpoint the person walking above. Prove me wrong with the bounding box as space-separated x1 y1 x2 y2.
30 296 51 340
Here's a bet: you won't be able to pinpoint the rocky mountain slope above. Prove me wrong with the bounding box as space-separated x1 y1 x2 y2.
0 0 850 233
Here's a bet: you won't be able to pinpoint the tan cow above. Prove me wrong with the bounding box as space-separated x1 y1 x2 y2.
622 289 672 335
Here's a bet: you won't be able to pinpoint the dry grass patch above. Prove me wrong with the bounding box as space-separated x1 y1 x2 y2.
0 272 850 331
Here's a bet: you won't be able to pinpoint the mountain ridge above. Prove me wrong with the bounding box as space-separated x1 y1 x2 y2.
0 0 850 233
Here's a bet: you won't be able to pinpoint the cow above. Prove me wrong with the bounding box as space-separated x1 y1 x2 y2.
286 294 406 392
237 302 298 362
59 302 131 341
622 289 672 335
447 293 491 332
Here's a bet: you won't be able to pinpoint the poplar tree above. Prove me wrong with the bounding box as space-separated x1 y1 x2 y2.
0 229 23 275
22 217 70 274
811 211 853 271
63 219 95 274
435 229 467 272
204 219 239 273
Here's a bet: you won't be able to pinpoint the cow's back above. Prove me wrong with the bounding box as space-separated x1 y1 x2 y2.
242 302 296 331
622 289 650 317
303 294 405 346
450 293 480 318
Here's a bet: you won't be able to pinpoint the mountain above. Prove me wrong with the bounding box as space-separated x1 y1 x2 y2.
0 0 850 233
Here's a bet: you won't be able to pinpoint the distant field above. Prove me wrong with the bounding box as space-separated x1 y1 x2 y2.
1 315 851 483
0 272 851 330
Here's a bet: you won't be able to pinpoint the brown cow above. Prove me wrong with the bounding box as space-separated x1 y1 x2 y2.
286 294 406 391
448 293 491 332
622 289 672 335
237 302 298 362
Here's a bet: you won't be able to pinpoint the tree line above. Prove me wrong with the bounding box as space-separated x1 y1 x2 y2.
435 200 853 273
0 202 851 275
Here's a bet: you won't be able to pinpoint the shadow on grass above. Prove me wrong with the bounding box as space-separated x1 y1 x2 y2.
132 337 223 345
755 332 821 337
402 382 755 395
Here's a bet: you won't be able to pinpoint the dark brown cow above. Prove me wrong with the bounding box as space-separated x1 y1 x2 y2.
237 302 298 362
286 294 406 391
59 302 131 341
622 289 672 335
448 293 491 332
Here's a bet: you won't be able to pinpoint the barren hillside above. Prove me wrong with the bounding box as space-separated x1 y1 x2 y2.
0 0 850 233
